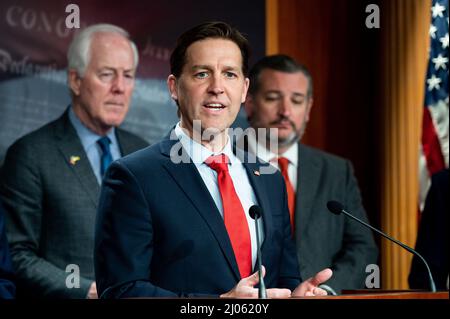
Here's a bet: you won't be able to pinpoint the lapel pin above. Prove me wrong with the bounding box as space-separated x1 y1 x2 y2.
253 170 260 176
70 156 80 166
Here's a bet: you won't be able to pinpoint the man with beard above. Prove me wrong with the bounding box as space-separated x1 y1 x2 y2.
242 54 378 293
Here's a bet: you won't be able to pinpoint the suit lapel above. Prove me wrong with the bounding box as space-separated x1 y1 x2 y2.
296 144 321 237
159 138 242 281
55 110 100 206
242 161 273 252
116 128 135 156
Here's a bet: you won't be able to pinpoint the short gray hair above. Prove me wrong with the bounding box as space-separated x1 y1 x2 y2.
67 23 139 76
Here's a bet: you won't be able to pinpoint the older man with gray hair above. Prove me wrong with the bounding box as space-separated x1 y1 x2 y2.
0 23 148 298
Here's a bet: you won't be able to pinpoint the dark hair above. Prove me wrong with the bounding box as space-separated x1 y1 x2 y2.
170 21 250 78
248 54 313 98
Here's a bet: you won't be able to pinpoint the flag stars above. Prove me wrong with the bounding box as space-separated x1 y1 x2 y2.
432 54 449 70
439 33 449 49
427 74 442 91
431 1 446 18
430 24 438 38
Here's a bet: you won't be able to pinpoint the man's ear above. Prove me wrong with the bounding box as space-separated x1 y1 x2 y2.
305 98 313 122
68 69 82 96
241 77 250 104
167 75 178 102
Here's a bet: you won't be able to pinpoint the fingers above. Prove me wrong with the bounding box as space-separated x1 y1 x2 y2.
310 268 333 286
292 285 328 297
225 265 266 299
303 288 326 296
267 288 292 299
292 282 308 297
291 268 333 297
313 287 327 296
305 287 327 296
224 266 293 299
244 265 266 286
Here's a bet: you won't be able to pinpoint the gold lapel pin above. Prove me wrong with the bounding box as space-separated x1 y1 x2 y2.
254 170 260 176
70 156 80 166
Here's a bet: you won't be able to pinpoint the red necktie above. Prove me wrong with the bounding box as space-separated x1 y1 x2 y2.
206 154 252 278
277 157 295 233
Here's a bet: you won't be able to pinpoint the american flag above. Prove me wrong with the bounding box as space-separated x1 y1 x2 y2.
419 0 449 211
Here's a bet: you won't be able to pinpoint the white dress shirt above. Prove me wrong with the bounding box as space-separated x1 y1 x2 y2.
245 133 299 191
175 123 262 270
69 107 121 185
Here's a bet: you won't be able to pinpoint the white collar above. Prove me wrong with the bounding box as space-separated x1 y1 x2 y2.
174 123 239 165
245 131 298 167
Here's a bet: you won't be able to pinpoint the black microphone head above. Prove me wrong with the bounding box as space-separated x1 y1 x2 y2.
249 205 262 219
327 200 344 215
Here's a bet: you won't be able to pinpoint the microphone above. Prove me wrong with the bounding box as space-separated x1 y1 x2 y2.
249 205 267 299
327 200 437 293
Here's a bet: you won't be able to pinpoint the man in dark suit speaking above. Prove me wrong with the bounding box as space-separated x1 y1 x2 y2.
242 54 378 293
0 24 148 298
94 21 332 298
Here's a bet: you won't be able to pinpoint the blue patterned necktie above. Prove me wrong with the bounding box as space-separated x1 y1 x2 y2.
97 136 113 177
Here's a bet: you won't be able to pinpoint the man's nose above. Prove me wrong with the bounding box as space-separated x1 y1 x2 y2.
208 74 224 95
278 98 292 117
111 74 125 93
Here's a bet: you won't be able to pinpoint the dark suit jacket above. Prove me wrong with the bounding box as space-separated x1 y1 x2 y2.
409 168 449 290
294 144 378 292
95 136 301 298
0 109 148 298
0 201 15 299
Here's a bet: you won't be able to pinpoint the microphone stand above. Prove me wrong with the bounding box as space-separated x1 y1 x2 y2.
254 215 267 298
327 201 437 293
